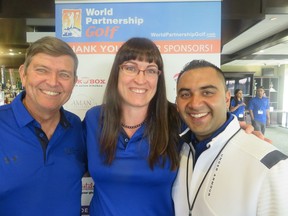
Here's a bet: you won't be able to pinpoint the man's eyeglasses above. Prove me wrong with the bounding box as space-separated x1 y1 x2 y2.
119 64 161 78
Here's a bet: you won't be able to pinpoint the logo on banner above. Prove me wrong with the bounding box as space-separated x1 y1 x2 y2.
66 94 97 110
62 9 82 37
76 77 106 87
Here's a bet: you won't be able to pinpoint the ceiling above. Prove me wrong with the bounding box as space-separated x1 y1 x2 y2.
222 13 288 66
1 0 288 67
221 0 288 66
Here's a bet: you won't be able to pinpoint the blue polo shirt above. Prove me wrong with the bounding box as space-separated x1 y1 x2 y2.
248 96 270 124
83 105 177 216
230 98 245 120
0 91 87 216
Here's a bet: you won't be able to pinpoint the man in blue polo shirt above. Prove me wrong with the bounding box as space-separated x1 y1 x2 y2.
248 86 270 134
0 36 87 216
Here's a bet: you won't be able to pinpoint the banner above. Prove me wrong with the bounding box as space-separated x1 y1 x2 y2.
55 1 221 215
56 0 221 119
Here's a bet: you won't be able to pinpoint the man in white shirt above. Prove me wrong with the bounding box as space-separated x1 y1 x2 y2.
172 59 288 216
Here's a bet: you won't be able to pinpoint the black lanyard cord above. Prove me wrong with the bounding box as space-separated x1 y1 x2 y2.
186 128 241 216
186 147 193 215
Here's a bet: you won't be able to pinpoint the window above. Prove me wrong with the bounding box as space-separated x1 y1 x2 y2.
224 72 254 96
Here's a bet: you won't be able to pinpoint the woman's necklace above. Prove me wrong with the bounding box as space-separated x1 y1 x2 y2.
121 120 145 129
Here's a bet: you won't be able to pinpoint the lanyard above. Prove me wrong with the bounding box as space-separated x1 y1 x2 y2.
186 128 241 216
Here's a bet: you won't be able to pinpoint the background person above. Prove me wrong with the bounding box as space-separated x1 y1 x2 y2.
0 36 86 216
248 85 270 134
83 37 181 216
229 88 246 121
172 60 288 216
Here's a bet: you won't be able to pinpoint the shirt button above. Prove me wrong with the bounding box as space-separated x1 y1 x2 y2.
124 138 129 142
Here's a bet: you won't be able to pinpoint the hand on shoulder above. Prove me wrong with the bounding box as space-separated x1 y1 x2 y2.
239 121 272 144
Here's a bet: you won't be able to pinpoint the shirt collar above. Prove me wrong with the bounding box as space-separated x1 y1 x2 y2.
12 91 70 129
180 112 234 148
12 91 34 128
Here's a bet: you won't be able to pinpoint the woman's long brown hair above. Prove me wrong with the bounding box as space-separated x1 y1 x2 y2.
99 37 181 170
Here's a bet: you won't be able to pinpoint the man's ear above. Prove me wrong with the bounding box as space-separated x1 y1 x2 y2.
18 64 26 88
74 75 78 86
225 90 231 110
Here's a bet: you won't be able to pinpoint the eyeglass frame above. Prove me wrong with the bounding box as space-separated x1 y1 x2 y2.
119 63 162 77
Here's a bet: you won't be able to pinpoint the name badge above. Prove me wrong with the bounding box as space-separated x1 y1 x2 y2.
258 110 263 115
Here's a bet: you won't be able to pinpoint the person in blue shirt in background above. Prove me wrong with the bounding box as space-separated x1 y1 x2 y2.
229 88 246 122
0 36 86 216
248 86 270 134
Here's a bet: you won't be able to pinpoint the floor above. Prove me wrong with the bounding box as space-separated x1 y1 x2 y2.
265 126 288 156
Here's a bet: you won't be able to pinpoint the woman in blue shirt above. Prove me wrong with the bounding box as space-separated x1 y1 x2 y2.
230 89 246 121
83 37 181 216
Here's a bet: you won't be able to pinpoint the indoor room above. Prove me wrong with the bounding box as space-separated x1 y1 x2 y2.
1 1 288 215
